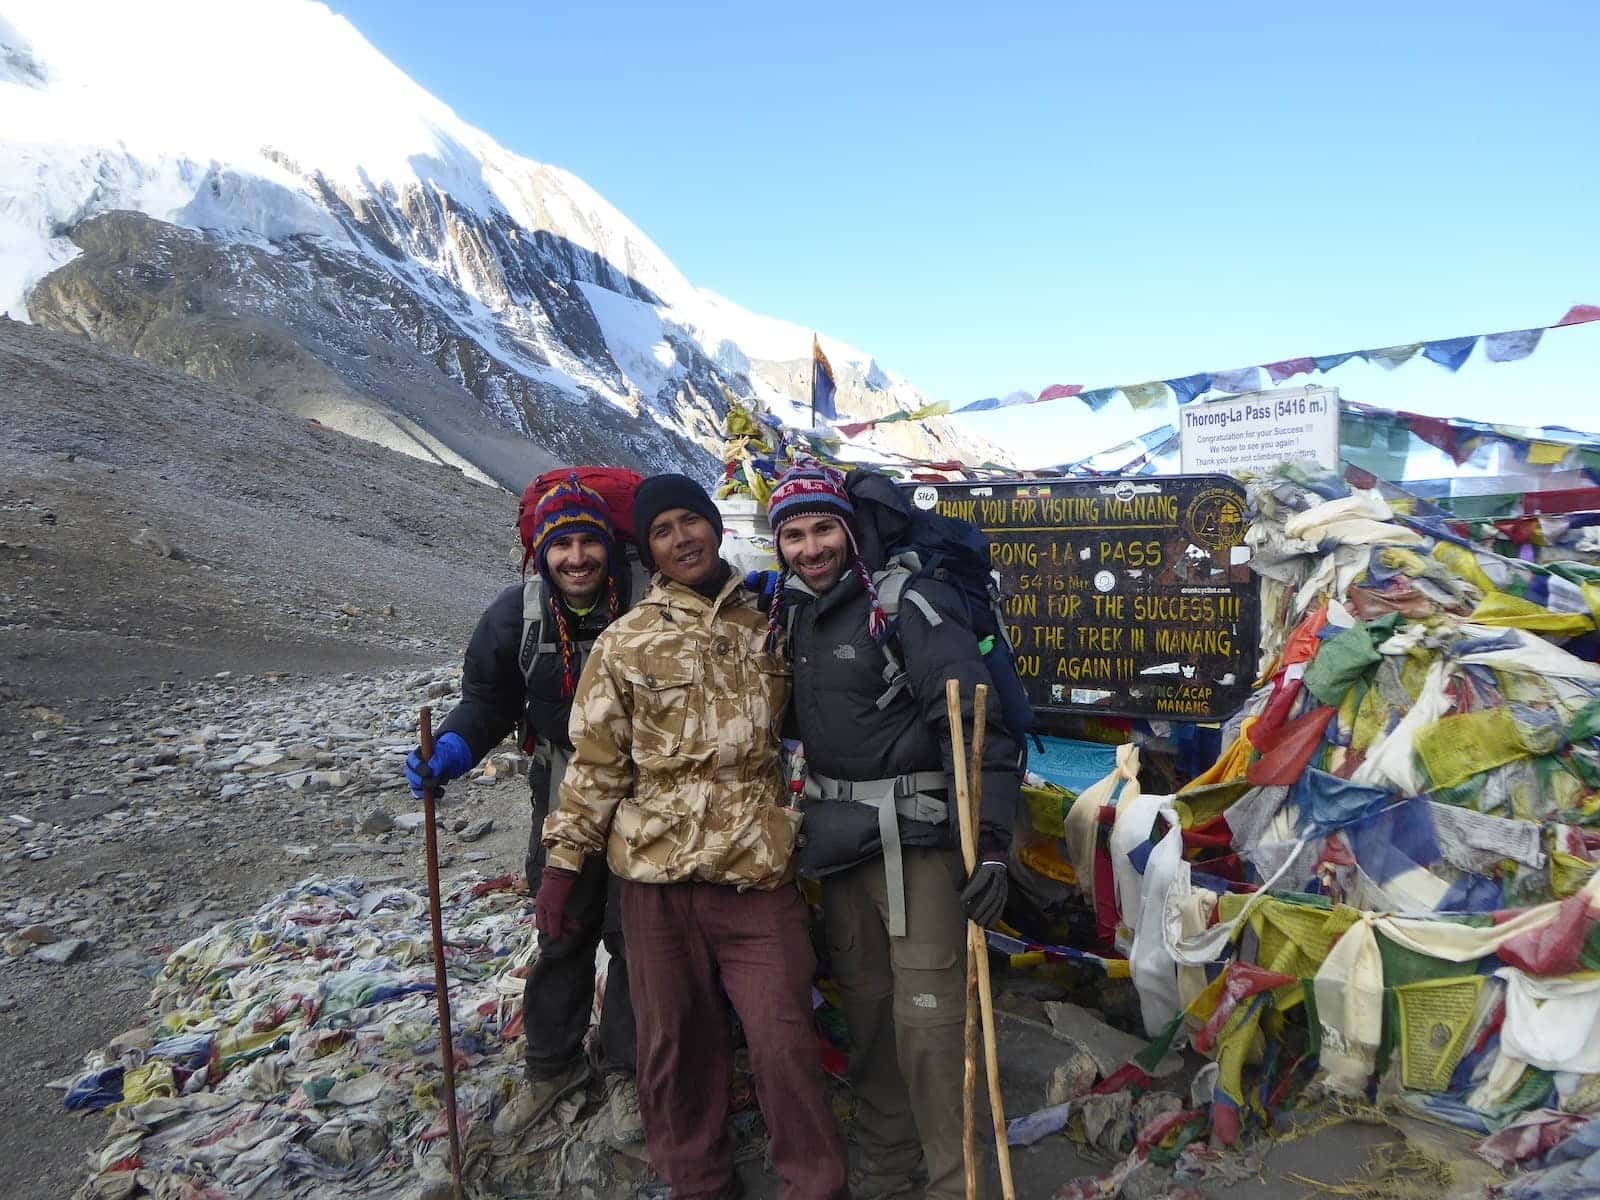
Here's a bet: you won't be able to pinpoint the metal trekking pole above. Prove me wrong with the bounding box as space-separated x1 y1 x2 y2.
419 707 466 1200
946 680 1016 1200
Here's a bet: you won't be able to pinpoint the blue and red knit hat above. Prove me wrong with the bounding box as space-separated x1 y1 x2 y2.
526 475 615 580
765 462 887 646
525 475 620 697
767 463 856 535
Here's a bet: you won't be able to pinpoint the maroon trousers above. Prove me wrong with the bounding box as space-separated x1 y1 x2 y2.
621 880 849 1200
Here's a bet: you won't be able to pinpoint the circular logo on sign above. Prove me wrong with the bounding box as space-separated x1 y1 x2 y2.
1093 570 1116 593
1184 487 1246 551
912 486 939 510
1113 481 1137 503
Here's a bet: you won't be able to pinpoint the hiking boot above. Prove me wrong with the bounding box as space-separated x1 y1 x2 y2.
606 1072 645 1145
853 1181 923 1200
851 1165 927 1200
495 1057 591 1136
634 1175 742 1200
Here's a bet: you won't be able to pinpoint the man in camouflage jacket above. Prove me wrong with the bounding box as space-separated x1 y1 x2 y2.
540 474 849 1200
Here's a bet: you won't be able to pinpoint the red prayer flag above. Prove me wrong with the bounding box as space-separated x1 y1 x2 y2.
1264 357 1317 383
1248 706 1338 785
1037 383 1084 403
1556 304 1600 327
1406 413 1466 463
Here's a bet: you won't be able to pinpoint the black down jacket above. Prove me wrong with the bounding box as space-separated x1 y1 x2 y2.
437 581 622 800
783 567 1021 875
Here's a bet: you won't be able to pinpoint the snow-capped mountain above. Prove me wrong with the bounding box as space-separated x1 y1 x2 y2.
0 0 1001 487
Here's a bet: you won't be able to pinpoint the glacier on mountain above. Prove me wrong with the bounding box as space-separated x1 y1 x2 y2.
0 0 1000 479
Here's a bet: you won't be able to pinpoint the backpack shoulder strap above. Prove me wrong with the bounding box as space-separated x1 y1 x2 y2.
519 576 551 683
623 552 651 610
869 561 926 711
877 558 943 629
872 558 917 619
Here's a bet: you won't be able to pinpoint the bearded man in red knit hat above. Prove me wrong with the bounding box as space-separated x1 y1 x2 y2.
405 473 646 1145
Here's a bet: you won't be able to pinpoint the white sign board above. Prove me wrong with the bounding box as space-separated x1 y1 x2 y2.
1179 386 1340 476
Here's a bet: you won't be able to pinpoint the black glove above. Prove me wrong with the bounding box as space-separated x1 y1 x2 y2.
960 861 1009 928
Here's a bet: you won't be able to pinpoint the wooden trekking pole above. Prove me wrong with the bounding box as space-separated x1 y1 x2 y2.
418 708 466 1200
945 680 1017 1200
947 679 980 1200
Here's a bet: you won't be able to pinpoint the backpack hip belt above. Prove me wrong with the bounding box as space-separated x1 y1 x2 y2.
529 740 571 801
804 769 947 938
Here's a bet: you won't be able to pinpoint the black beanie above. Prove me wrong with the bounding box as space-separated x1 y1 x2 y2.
632 473 724 567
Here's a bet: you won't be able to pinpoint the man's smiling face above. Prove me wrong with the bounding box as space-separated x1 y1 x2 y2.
778 513 850 592
544 531 609 605
649 507 721 588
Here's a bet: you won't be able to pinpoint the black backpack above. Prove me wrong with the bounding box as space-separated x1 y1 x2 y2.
843 471 1037 756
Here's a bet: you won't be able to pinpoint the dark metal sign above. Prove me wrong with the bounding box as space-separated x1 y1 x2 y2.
903 475 1258 723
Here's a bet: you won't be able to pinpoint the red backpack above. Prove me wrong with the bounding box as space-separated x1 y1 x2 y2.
517 466 645 550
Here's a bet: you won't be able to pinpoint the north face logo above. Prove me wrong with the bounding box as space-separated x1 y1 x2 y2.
833 644 857 661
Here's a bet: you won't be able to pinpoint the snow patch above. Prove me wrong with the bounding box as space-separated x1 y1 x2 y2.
0 13 46 87
174 164 350 245
577 281 680 401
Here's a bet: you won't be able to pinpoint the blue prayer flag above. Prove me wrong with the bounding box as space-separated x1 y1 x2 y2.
1422 336 1478 372
811 336 837 422
1166 373 1214 406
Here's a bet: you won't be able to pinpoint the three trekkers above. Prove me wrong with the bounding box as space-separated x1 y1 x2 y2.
411 463 1021 1200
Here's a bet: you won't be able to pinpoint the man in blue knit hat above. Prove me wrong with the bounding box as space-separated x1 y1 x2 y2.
766 462 1019 1200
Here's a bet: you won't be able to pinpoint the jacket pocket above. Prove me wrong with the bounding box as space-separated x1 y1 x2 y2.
612 795 690 863
622 658 697 765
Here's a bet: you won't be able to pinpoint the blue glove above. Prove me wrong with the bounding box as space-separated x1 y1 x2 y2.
744 569 780 611
405 731 474 798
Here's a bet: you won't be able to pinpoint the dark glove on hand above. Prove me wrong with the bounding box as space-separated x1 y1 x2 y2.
534 866 581 939
404 731 474 799
743 569 780 611
960 861 1009 928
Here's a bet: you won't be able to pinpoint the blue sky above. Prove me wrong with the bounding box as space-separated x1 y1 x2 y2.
331 0 1598 466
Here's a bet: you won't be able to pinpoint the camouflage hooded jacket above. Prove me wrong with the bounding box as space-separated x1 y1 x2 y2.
542 567 799 889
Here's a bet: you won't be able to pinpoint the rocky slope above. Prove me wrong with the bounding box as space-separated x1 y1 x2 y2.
0 315 517 700
0 315 521 1199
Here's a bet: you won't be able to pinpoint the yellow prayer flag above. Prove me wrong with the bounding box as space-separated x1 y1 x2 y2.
1395 976 1486 1092
1552 851 1600 898
1470 590 1596 637
1432 542 1494 595
1416 707 1531 791
740 456 774 505
1526 440 1571 466
1121 382 1169 411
